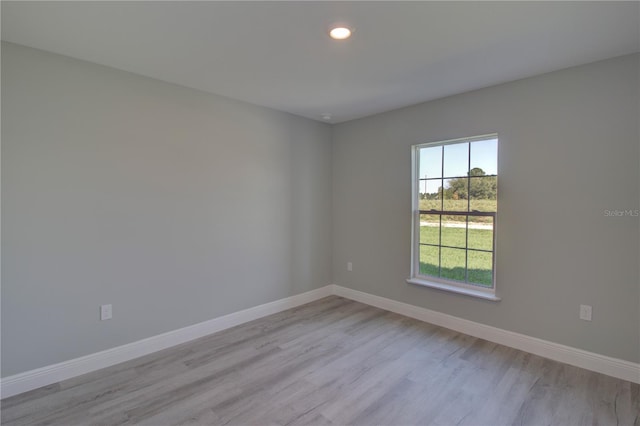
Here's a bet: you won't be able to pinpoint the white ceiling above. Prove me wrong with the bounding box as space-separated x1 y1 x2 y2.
2 1 639 123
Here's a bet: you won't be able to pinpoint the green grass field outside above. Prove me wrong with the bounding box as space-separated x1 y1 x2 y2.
419 223 494 287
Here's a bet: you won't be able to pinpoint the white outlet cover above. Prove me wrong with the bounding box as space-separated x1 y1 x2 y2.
579 304 592 321
100 304 113 321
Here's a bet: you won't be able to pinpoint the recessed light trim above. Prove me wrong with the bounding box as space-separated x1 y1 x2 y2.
329 27 352 40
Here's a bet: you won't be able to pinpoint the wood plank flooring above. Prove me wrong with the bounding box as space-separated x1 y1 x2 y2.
2 296 638 425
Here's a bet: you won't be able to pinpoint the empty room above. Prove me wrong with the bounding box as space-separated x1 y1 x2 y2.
1 1 639 425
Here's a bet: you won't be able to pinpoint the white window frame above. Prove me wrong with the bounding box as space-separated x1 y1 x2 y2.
407 134 500 301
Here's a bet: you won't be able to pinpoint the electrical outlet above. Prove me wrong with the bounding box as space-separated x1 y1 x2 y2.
100 304 112 321
347 262 353 272
579 304 592 321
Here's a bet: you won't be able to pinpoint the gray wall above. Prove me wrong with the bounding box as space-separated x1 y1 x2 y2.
1 42 332 377
3 42 638 378
332 54 640 363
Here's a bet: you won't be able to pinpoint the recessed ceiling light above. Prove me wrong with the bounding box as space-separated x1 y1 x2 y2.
321 113 332 121
329 27 352 40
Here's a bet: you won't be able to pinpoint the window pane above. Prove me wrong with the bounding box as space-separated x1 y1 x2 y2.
469 176 497 212
467 223 493 251
419 179 442 211
419 214 440 245
419 146 442 179
467 250 493 287
470 138 497 176
441 216 466 249
440 247 466 282
443 142 469 178
443 178 468 211
419 245 439 277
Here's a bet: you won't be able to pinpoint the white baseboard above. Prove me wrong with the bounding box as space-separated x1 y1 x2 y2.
3 283 638 399
331 284 640 384
0 285 333 399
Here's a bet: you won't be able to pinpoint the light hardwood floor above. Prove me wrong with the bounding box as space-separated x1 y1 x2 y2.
1 296 638 426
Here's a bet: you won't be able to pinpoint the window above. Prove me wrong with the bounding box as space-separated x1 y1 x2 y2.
408 135 499 301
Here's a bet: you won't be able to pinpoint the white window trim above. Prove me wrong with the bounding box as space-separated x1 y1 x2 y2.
407 134 500 302
406 277 501 301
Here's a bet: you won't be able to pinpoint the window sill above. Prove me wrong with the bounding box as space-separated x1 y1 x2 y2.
406 277 501 302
